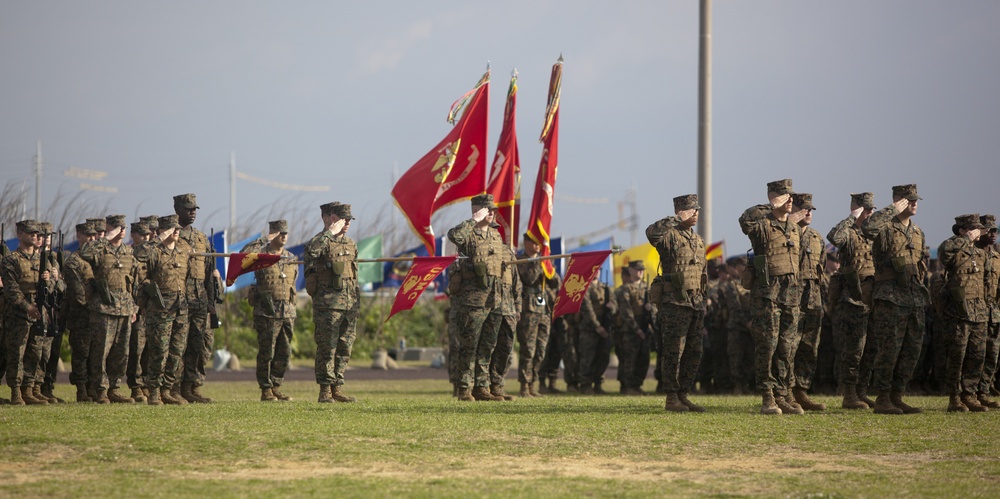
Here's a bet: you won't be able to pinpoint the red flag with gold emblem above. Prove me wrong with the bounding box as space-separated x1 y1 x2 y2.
225 253 282 286
386 256 458 321
552 250 611 319
392 71 490 255
525 57 562 277
487 71 521 248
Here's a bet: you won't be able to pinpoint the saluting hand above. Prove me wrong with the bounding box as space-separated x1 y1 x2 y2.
850 206 864 219
967 229 982 242
472 208 489 223
330 219 346 235
788 210 807 224
893 198 909 213
769 194 791 209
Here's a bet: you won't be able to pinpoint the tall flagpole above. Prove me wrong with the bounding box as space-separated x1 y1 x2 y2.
229 151 236 250
697 0 713 245
34 141 42 220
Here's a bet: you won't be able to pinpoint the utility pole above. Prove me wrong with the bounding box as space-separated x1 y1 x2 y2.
33 141 42 220
697 0 713 244
229 151 236 250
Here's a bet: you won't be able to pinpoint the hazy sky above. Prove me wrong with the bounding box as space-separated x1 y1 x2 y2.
2 1 998 254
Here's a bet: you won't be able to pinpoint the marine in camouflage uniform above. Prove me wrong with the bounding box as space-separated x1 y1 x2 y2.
516 235 560 397
305 202 361 403
245 220 298 402
61 222 97 401
0 236 7 404
648 194 708 412
827 192 879 409
487 244 521 401
174 193 222 404
143 215 192 405
575 276 612 393
790 194 829 411
80 214 139 404
614 261 653 395
861 184 929 414
939 214 990 412
447 194 506 402
29 222 65 404
126 220 155 403
699 261 728 394
1 221 50 405
976 215 1000 407
738 179 805 415
445 260 463 394
721 256 754 394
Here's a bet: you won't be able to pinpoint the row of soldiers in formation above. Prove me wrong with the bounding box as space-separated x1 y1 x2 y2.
0 194 365 406
443 182 1000 416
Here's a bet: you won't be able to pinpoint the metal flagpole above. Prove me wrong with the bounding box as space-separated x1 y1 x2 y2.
697 0 713 245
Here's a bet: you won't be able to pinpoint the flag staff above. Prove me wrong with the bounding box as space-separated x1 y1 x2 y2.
697 0 713 244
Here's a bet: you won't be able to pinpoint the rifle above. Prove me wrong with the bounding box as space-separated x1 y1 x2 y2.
55 231 67 333
35 231 56 337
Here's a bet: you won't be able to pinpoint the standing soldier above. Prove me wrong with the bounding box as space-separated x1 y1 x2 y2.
87 218 107 240
174 193 221 404
616 261 653 395
28 222 65 403
790 193 828 411
516 235 560 397
487 244 521 401
721 256 754 394
1 221 50 405
861 184 929 414
576 274 612 394
827 192 878 409
738 179 805 415
127 220 155 403
305 202 361 403
976 215 1000 407
939 214 989 412
80 215 138 404
648 194 708 412
143 215 191 405
244 220 298 402
62 222 97 401
446 194 506 402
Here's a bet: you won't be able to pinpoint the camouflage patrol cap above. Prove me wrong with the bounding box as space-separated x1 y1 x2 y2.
140 215 159 227
130 222 151 235
766 179 794 195
320 202 354 219
38 222 54 235
954 213 986 231
891 184 921 201
158 214 181 231
87 218 107 232
76 222 97 235
471 193 498 210
15 220 40 234
628 260 646 271
850 192 875 210
792 193 816 210
268 220 289 233
173 193 199 210
980 214 997 231
106 214 127 228
672 194 700 212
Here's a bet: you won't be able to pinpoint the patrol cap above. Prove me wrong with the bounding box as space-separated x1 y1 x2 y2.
471 193 498 210
766 179 794 196
628 260 646 271
158 214 182 231
954 213 986 231
980 214 997 231
15 220 40 234
140 215 160 227
672 194 700 212
38 222 54 235
87 218 107 232
891 184 921 201
268 220 289 234
792 193 816 211
850 192 875 210
173 193 199 210
130 222 151 235
106 214 127 228
76 222 97 235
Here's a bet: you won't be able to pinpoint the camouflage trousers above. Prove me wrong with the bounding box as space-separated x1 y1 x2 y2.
659 304 706 393
539 319 566 383
144 306 189 389
793 305 824 390
254 315 293 389
832 300 876 387
42 325 63 390
25 331 52 388
454 305 501 389
577 325 611 387
559 321 581 386
980 322 1000 394
728 325 754 389
127 313 147 389
945 318 987 395
871 299 925 392
447 306 461 385
3 315 36 387
618 327 650 390
489 314 517 387
182 297 211 387
750 295 801 395
314 306 359 387
516 311 550 384
66 315 91 386
88 313 131 392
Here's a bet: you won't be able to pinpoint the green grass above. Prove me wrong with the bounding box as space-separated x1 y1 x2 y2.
3 380 1000 498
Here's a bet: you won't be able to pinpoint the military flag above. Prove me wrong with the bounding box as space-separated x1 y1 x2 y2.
386 255 458 321
225 252 282 286
612 243 660 287
705 240 724 261
525 56 563 278
356 234 384 284
552 250 611 319
392 71 490 255
487 70 521 248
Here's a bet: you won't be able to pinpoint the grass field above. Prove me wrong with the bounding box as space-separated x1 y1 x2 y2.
3 379 1000 498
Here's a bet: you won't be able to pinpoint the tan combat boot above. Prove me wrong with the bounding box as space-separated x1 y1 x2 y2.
490 384 514 401
472 386 501 401
760 389 782 415
664 392 689 412
331 385 356 403
519 382 530 398
76 384 92 403
131 387 147 403
873 390 903 414
947 393 969 412
10 386 25 406
857 385 876 408
35 385 57 404
961 392 987 412
271 387 292 401
546 378 562 394
578 383 594 395
261 388 278 402
180 383 200 403
40 385 64 403
190 384 213 403
456 387 474 401
792 387 826 411
678 391 706 413
318 385 334 403
776 393 804 415
22 386 48 405
841 384 869 410
161 386 184 405
890 391 922 414
107 388 135 404
147 387 163 406
978 392 1000 409
528 382 542 397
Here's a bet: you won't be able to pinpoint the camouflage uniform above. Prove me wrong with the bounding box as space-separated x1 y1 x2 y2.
615 272 653 392
61 229 96 395
127 222 155 399
516 255 560 387
175 196 219 395
576 280 612 390
79 216 138 398
792 199 828 393
445 261 462 388
861 184 929 412
978 215 1000 398
720 274 754 392
143 228 191 392
1 222 44 403
37 223 66 401
488 245 521 397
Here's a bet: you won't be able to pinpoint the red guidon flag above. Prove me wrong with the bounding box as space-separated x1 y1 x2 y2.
552 250 612 320
386 256 458 322
392 71 490 255
487 71 521 248
225 252 282 286
525 56 562 278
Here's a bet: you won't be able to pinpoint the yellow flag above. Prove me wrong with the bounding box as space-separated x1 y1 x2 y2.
612 243 660 288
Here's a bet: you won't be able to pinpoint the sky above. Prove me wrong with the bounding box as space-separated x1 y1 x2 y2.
2 1 999 256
